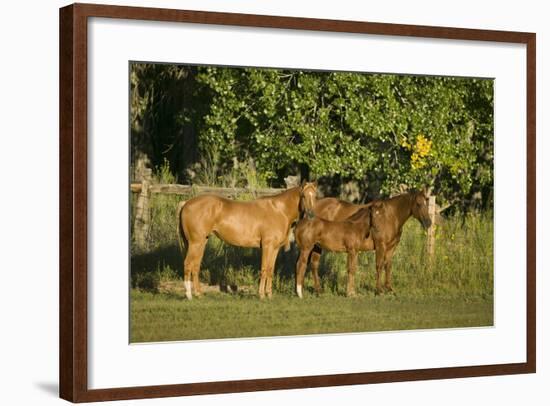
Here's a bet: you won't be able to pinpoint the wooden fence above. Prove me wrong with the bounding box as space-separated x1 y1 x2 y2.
130 182 284 196
131 180 437 258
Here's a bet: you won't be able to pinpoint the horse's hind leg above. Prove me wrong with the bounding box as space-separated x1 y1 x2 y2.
383 245 397 293
259 243 277 299
374 244 386 295
309 246 322 294
184 239 207 300
346 250 358 297
192 269 202 297
265 247 279 299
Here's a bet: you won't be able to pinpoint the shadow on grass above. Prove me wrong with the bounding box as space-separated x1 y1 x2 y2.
130 239 326 292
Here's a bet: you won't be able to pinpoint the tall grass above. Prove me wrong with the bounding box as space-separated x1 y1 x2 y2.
131 161 493 300
131 158 269 251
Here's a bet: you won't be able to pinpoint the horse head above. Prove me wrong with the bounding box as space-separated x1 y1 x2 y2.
411 189 432 229
300 181 318 219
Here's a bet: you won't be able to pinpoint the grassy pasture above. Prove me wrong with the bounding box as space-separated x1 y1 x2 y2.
130 190 494 342
131 290 493 342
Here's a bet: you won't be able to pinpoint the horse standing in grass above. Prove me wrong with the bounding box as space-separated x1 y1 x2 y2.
302 190 432 296
295 207 372 298
177 182 318 300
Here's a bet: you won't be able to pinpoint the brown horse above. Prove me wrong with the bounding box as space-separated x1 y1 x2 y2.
295 207 371 298
177 182 317 300
303 190 432 296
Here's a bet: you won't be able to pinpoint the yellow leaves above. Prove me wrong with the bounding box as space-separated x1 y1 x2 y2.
411 155 427 169
415 134 432 157
402 133 433 170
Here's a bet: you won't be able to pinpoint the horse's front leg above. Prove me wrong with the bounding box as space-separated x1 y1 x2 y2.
309 246 322 295
296 246 312 298
259 242 278 299
346 249 358 297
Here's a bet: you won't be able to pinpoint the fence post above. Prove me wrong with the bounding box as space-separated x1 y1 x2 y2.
133 178 151 250
426 195 436 259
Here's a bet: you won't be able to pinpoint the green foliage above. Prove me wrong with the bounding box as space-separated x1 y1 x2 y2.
193 68 493 206
131 62 493 209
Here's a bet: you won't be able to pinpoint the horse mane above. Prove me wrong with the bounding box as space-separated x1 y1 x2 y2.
369 190 419 207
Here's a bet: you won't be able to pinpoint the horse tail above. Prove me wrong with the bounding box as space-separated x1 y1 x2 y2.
176 200 188 253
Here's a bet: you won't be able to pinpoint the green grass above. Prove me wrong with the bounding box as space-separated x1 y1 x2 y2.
130 289 493 342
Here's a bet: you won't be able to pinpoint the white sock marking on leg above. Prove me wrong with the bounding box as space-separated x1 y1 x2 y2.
297 284 303 299
184 280 192 300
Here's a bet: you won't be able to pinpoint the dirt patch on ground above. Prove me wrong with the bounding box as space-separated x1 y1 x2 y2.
159 280 255 295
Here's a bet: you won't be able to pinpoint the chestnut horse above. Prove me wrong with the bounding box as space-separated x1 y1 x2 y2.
301 190 432 296
177 182 317 300
295 207 371 298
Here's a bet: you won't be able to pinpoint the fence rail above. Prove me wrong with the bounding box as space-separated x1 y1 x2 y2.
130 183 284 197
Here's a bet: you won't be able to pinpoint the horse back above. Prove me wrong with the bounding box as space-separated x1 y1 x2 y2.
185 194 286 219
182 193 292 246
314 197 366 221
